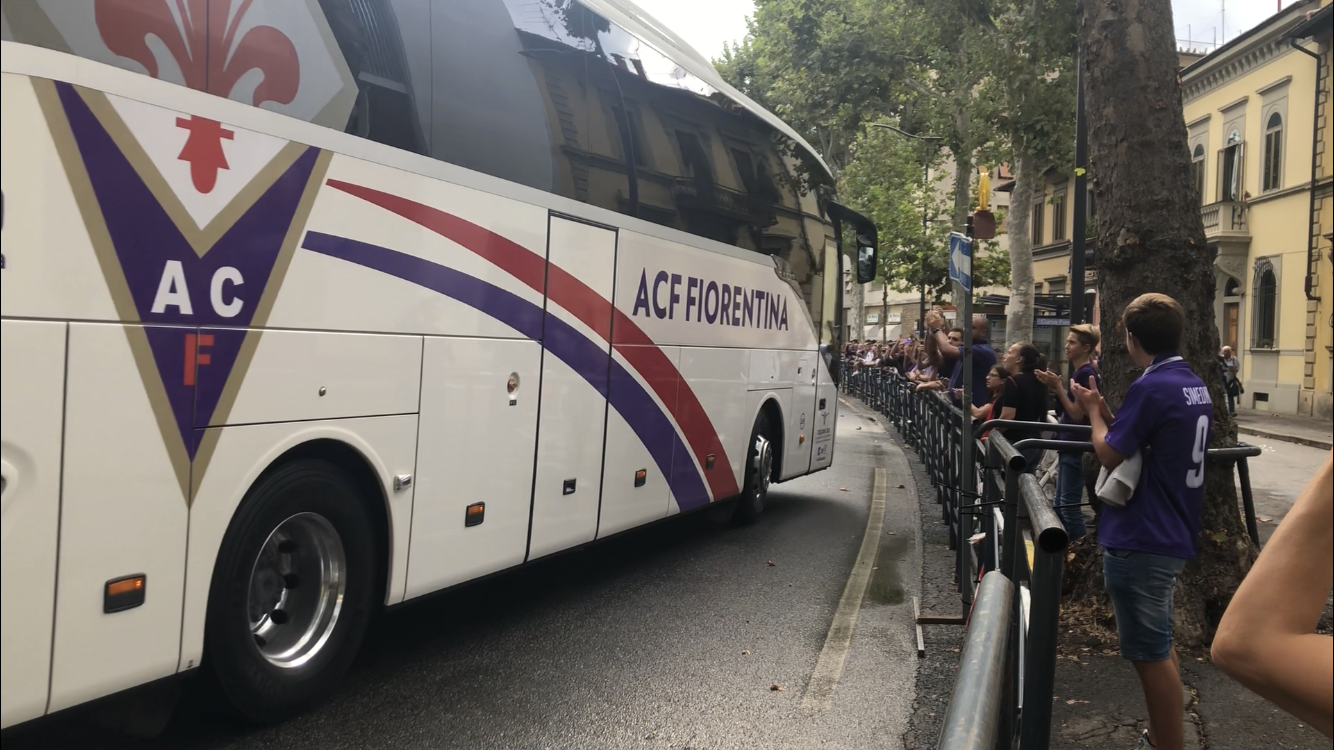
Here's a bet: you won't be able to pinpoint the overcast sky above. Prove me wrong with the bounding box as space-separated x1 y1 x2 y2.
633 0 1287 63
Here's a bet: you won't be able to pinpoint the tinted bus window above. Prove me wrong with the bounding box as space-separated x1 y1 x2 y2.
4 0 835 329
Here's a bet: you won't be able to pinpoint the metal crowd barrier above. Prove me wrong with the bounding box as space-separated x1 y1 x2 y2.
840 367 1264 750
936 571 1013 750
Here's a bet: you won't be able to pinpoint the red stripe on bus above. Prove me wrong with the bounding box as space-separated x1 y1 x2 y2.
327 179 740 500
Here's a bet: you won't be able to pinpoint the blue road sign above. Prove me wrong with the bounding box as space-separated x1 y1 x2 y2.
948 232 972 292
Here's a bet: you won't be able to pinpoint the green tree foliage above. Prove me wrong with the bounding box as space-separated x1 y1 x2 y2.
717 0 1072 296
717 0 909 175
838 127 947 293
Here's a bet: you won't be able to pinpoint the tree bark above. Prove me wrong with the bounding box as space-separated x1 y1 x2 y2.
1006 155 1037 347
1076 0 1251 648
847 268 865 341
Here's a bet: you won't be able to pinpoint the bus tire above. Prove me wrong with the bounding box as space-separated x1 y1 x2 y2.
732 413 775 525
206 458 378 724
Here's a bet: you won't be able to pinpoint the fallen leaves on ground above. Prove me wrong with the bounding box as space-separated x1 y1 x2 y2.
771 684 785 692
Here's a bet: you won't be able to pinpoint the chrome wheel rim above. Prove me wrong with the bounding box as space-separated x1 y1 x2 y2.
246 512 346 669
753 434 773 502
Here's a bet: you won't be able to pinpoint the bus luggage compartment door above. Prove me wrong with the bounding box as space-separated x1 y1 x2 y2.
526 217 616 561
1 320 66 727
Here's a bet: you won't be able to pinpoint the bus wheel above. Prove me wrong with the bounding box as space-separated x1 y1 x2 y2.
732 414 775 525
206 459 377 724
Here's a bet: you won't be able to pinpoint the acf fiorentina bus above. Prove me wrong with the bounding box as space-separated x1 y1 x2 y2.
0 0 878 728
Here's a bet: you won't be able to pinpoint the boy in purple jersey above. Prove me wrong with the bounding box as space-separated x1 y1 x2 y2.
1036 323 1102 540
1072 293 1213 750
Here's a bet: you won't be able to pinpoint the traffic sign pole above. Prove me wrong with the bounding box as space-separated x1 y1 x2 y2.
949 231 975 616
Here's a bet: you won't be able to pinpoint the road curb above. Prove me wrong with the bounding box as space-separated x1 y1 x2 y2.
1237 428 1333 451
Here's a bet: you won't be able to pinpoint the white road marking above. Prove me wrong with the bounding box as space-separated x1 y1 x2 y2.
801 465 888 709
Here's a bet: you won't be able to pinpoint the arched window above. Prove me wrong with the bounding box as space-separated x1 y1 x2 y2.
1191 144 1206 204
1224 277 1241 297
1253 265 1277 348
1263 112 1283 191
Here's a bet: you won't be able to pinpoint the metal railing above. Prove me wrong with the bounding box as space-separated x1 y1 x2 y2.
841 366 1264 750
936 571 1013 750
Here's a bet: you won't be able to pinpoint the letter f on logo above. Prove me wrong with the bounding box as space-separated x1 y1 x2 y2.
183 333 215 386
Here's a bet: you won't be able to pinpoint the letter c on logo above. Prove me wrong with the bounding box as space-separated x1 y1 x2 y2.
210 266 244 318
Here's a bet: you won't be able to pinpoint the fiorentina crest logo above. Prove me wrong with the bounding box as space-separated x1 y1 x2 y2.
42 81 329 497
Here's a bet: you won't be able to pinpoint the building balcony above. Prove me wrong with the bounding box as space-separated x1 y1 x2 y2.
1202 201 1250 285
1201 201 1249 241
672 178 777 226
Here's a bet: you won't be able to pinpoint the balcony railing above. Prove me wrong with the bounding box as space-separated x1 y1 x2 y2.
672 178 777 225
1202 201 1249 240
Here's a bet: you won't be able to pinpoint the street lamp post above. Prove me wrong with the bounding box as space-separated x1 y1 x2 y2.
872 123 942 338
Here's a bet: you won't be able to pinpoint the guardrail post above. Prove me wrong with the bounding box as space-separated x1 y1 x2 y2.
937 571 1015 750
1017 474 1069 750
1236 456 1260 548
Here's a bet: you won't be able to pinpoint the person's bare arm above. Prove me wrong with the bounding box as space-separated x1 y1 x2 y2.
1037 370 1085 420
924 327 940 363
1051 373 1083 421
923 311 960 360
932 329 960 359
1073 380 1125 470
1212 455 1334 738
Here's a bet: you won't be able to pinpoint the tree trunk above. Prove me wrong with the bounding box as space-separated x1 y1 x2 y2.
1075 0 1252 648
946 86 975 232
1006 155 1037 347
847 267 865 341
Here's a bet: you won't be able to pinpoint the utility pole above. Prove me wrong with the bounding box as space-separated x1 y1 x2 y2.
872 122 942 337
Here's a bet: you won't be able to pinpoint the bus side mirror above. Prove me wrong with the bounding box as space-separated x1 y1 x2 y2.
828 202 879 286
855 237 877 284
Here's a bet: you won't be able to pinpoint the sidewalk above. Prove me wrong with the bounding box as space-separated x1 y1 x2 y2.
843 395 1331 750
1048 640 1330 749
1234 408 1333 450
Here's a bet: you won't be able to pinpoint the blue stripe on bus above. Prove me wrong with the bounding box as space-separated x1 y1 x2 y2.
301 231 711 511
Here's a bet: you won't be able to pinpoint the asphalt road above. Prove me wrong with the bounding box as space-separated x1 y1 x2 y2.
8 406 923 750
1237 437 1329 545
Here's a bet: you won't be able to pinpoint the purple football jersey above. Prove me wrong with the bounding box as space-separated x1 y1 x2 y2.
1101 355 1214 559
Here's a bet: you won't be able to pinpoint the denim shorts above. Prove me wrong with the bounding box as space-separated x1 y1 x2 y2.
1102 548 1187 662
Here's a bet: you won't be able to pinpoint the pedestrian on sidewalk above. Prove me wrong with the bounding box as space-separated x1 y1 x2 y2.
998 342 1049 472
917 328 962 393
1219 346 1240 415
1036 324 1102 541
923 310 996 409
969 363 1012 440
1072 292 1214 750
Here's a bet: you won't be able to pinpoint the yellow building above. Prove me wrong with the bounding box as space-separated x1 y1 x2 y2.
1022 0 1332 416
1181 0 1333 417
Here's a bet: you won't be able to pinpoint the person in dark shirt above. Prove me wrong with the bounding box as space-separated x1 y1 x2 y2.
1035 323 1102 540
917 328 962 393
998 342 1049 471
923 311 996 408
1072 293 1214 750
970 364 1012 439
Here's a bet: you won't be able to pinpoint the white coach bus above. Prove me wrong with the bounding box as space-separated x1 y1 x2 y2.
0 0 878 728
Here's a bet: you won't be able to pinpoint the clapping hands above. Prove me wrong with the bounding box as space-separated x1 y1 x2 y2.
1070 377 1103 412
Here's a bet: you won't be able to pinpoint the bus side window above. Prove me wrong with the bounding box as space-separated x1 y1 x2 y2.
321 0 432 155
